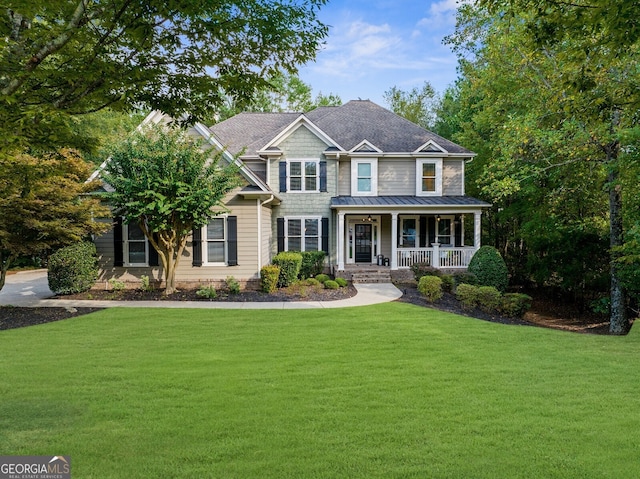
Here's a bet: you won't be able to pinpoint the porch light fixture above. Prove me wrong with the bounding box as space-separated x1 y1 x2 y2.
363 215 375 222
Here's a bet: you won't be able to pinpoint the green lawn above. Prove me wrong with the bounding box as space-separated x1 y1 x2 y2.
1 304 639 478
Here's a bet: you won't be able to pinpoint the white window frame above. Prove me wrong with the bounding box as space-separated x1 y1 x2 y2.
416 158 443 196
202 216 228 266
351 158 378 196
399 216 419 248
123 222 148 267
287 159 320 193
436 215 455 246
285 216 322 252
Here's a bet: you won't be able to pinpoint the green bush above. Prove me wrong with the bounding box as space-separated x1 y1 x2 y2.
299 251 326 279
456 283 479 310
140 275 154 292
260 265 280 293
315 273 330 284
453 271 478 287
272 252 303 288
476 286 502 313
411 262 440 281
418 275 443 302
335 277 348 288
501 293 533 318
108 278 126 292
324 280 339 290
226 276 240 294
48 242 98 295
440 274 454 293
303 278 321 287
468 246 509 292
196 285 217 299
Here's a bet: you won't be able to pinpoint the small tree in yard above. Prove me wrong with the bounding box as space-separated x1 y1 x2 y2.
103 125 240 295
0 150 110 291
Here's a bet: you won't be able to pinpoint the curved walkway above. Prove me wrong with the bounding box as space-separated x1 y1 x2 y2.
0 270 402 309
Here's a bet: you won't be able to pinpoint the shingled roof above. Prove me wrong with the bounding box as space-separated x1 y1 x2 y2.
209 100 474 158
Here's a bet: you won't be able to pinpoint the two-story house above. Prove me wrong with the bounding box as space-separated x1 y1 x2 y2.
94 100 490 288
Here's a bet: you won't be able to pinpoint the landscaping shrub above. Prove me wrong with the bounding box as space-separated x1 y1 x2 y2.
418 275 443 302
440 274 454 293
48 242 98 295
272 252 302 287
260 265 280 293
453 271 478 287
335 277 348 288
324 280 339 290
299 251 326 279
456 283 479 310
315 273 330 284
140 275 154 292
476 286 502 313
411 262 440 281
303 278 321 287
196 284 217 299
108 278 126 291
226 276 240 294
468 246 509 292
501 293 533 318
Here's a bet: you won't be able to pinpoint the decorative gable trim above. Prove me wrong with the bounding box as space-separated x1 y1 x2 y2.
350 140 382 154
260 115 344 152
415 140 448 154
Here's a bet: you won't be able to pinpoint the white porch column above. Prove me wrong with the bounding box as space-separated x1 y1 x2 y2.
391 212 398 270
337 212 345 271
474 211 482 250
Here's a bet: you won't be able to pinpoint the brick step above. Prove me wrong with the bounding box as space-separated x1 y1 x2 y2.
350 271 392 284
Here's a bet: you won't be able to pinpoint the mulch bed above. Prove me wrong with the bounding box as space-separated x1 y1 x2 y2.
0 282 613 334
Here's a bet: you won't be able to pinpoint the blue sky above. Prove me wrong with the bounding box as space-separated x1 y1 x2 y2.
298 0 461 107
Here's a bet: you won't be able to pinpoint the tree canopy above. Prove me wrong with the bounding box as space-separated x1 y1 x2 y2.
0 0 328 154
383 82 439 130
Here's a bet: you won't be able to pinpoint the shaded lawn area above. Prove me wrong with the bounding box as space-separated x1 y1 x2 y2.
1 303 639 478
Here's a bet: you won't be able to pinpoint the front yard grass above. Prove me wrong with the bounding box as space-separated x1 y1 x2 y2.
1 303 639 478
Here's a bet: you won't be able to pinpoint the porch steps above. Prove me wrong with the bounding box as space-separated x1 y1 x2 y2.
350 270 392 284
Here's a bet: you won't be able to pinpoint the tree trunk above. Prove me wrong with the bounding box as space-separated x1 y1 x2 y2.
607 150 629 334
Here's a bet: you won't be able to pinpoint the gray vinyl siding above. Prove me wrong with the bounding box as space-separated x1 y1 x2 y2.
379 159 415 195
443 160 464 196
338 159 351 195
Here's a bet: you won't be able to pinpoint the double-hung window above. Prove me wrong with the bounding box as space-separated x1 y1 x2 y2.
351 159 377 196
285 217 320 251
205 217 226 264
124 222 148 266
416 159 443 196
288 159 319 192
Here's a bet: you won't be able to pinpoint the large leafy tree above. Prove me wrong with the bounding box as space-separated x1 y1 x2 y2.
0 150 110 290
103 125 241 295
445 2 640 333
383 81 439 130
0 0 328 154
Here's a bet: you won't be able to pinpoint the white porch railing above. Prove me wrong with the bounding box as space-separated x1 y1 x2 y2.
397 246 476 269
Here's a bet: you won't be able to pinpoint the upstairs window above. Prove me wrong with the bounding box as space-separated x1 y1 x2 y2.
284 159 319 192
416 159 443 196
351 159 378 196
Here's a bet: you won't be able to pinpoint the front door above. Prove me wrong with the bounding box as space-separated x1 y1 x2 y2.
355 224 372 263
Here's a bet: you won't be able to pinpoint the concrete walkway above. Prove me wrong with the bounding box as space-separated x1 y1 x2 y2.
0 269 402 309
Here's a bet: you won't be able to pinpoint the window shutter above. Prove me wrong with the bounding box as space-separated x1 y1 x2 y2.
279 162 287 193
455 216 463 247
419 216 427 248
227 216 238 266
428 217 436 246
277 218 285 253
321 217 329 254
319 161 327 192
113 217 124 267
192 227 203 267
148 233 159 266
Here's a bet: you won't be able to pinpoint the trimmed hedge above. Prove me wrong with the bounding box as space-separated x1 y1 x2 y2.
260 265 280 293
418 275 443 302
299 251 326 279
411 262 440 281
272 252 302 288
335 277 348 288
324 280 339 290
468 246 509 292
501 293 533 318
315 273 330 284
455 283 533 318
48 242 98 295
477 286 502 312
456 283 479 310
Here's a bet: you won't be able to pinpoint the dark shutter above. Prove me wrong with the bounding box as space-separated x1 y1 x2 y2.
419 216 427 248
319 161 327 192
192 227 203 267
454 216 463 247
227 216 238 266
321 217 329 254
148 233 159 266
113 217 124 267
277 218 285 253
428 217 436 246
279 162 287 193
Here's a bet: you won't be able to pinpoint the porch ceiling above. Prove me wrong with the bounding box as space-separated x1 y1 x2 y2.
330 195 491 209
